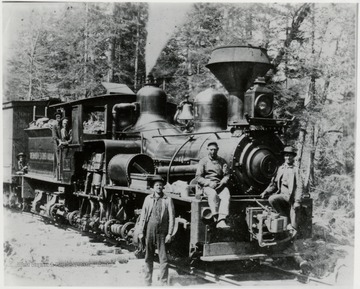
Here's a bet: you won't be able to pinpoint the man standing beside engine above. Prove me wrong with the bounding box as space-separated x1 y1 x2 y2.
260 146 303 234
138 176 175 286
51 110 62 178
60 117 72 146
196 141 231 229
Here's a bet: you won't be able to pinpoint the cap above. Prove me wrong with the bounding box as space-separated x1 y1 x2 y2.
17 152 26 158
207 141 219 148
282 146 297 156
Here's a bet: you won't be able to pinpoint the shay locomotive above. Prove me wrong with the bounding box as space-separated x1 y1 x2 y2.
3 45 312 263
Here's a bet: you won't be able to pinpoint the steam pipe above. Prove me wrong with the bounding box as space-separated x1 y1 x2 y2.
166 136 194 183
157 165 198 175
152 131 229 138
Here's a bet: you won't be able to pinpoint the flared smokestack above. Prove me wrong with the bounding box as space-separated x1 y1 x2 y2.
206 45 273 125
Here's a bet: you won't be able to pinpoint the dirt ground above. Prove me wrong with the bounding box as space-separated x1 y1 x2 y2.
2 209 208 287
2 208 357 287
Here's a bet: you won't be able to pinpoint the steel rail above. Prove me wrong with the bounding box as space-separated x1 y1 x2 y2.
261 263 334 286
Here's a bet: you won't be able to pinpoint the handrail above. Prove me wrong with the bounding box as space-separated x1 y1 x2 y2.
152 130 229 138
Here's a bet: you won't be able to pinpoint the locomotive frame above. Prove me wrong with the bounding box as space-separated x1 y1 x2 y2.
3 45 313 264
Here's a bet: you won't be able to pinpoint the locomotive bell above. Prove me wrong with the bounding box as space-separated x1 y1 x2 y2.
177 96 194 121
178 103 194 120
244 77 274 118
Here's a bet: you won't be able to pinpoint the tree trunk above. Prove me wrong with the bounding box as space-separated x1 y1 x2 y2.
187 44 192 92
297 127 306 169
84 3 89 95
309 125 315 186
246 10 253 40
106 39 115 83
272 4 311 69
28 30 40 100
300 4 316 195
134 7 140 91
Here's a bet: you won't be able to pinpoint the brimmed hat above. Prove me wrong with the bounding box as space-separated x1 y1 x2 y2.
150 175 165 186
17 152 26 158
282 146 297 156
54 110 62 117
207 141 219 148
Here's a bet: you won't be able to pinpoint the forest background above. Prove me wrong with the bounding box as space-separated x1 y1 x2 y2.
2 1 357 280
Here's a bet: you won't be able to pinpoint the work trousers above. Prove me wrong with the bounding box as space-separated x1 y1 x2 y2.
144 221 168 286
268 193 297 228
203 186 230 220
53 145 60 178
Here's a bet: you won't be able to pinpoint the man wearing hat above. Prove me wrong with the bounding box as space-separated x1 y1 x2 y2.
196 141 231 229
51 110 63 178
137 176 175 286
260 146 303 232
16 152 28 174
60 117 72 145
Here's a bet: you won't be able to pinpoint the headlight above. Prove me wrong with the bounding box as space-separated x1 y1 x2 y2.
255 94 273 117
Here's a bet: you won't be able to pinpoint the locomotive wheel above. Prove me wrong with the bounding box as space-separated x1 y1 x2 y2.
104 219 119 238
120 221 135 239
50 203 66 222
68 210 79 227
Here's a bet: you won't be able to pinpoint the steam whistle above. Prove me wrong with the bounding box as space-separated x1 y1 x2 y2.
145 74 158 86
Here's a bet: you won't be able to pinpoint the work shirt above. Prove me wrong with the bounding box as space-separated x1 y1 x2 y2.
196 155 230 186
279 165 293 195
149 197 163 224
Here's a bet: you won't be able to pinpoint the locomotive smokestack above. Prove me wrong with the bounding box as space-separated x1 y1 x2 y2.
206 45 273 125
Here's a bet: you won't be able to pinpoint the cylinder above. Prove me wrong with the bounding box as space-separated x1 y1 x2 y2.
108 154 155 185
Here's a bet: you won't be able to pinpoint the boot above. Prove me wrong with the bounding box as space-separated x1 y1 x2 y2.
216 219 230 229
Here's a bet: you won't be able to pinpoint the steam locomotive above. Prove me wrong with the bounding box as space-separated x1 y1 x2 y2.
4 45 312 263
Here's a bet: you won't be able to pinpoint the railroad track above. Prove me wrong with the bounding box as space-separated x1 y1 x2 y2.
5 206 125 247
5 206 334 286
169 262 334 286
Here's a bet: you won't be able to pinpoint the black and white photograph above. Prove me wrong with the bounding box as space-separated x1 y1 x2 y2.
2 1 358 287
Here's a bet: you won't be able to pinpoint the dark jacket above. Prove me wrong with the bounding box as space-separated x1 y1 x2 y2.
264 164 303 206
138 192 175 236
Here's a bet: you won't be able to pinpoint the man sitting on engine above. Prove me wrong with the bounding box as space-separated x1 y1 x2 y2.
196 141 231 229
260 146 303 234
